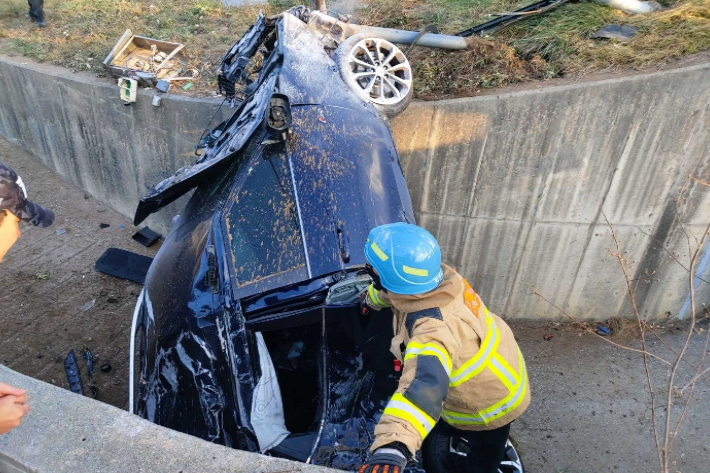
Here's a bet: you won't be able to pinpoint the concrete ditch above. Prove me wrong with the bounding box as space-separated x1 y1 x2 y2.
1 55 709 321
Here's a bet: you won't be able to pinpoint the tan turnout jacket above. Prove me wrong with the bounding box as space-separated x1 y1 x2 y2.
366 264 530 455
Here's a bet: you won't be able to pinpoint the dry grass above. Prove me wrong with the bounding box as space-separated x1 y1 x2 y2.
0 0 709 98
359 0 710 98
0 0 299 94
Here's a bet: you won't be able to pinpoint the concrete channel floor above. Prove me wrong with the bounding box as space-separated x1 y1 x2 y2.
1 136 709 472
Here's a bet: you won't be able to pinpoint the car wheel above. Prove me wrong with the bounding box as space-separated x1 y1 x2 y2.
333 34 413 118
422 427 525 473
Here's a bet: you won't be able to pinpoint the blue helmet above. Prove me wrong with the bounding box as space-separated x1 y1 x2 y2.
364 223 444 295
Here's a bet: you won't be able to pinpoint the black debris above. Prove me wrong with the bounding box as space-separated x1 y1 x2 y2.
132 226 162 247
591 25 638 42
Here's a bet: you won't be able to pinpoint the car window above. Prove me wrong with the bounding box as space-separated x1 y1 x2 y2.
225 147 306 287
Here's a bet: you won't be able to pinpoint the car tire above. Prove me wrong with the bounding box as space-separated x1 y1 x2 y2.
333 34 413 118
422 427 525 473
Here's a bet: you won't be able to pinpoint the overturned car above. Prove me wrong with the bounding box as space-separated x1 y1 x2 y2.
130 8 522 473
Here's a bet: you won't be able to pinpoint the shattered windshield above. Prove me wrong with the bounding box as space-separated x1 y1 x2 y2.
225 147 305 287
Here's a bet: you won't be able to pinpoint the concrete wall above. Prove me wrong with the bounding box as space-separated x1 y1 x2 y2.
0 56 229 234
1 55 709 320
392 63 710 320
0 365 335 473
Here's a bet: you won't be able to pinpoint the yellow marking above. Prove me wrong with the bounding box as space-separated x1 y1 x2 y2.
402 265 429 277
370 242 389 261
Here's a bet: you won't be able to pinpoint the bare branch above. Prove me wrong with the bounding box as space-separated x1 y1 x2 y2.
529 286 670 365
602 210 663 471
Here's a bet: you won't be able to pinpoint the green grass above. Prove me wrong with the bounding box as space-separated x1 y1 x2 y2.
0 0 709 98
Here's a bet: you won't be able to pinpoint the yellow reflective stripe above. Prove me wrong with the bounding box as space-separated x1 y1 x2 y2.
488 355 516 392
404 341 452 375
493 351 521 384
477 351 528 423
441 409 485 426
383 393 435 439
402 265 428 277
449 308 498 387
368 285 389 308
370 242 389 261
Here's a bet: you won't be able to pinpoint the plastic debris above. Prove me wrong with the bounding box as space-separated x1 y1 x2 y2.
99 223 110 229
119 224 126 229
132 227 162 247
81 347 94 379
182 82 194 90
152 95 162 107
80 299 96 311
100 363 112 373
64 350 85 395
56 228 66 235
95 248 154 284
156 79 171 93
544 334 554 341
597 326 611 336
591 24 638 42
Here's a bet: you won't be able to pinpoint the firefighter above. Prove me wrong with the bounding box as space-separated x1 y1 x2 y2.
358 223 530 473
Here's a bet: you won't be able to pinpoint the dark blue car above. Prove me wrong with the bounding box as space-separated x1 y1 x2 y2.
129 9 523 473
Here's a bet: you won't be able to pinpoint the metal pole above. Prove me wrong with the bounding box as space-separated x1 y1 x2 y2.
345 24 469 50
314 0 327 13
306 12 470 50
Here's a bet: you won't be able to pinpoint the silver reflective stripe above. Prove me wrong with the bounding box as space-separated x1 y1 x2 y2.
480 357 527 421
490 356 517 387
387 399 435 432
442 410 485 424
449 322 499 385
405 345 451 375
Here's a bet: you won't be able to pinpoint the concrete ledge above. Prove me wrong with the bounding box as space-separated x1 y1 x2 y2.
0 365 335 473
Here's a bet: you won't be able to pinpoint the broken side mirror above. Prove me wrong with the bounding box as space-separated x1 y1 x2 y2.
265 94 292 139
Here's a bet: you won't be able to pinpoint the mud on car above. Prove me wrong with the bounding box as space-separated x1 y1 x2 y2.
130 8 522 473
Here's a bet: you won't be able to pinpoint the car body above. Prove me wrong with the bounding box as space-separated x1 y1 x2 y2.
130 10 420 471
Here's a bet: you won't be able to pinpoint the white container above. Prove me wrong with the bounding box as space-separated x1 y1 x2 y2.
118 78 137 103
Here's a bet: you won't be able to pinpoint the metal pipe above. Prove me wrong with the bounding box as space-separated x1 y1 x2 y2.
345 24 470 50
307 11 470 50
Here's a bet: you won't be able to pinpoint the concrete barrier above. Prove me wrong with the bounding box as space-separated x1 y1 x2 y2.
1 54 709 320
392 63 710 320
0 55 230 234
0 365 336 473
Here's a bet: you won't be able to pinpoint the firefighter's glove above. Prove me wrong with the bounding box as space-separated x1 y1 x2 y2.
359 444 408 473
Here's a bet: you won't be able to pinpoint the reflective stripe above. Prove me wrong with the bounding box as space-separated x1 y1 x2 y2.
368 285 389 308
370 242 389 261
442 349 528 426
404 341 452 375
449 308 499 387
478 351 528 422
489 354 517 392
402 265 428 277
383 393 436 439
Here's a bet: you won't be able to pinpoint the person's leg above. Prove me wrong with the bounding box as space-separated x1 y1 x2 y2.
458 422 512 473
27 0 44 24
27 0 37 20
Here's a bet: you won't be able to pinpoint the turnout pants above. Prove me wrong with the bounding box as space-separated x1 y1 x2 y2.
27 0 44 22
423 421 511 473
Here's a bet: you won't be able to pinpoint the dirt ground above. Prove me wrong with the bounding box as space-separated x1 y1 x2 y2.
1 136 709 471
0 136 159 409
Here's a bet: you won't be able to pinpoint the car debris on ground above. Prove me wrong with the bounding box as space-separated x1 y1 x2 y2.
591 24 638 42
103 29 199 101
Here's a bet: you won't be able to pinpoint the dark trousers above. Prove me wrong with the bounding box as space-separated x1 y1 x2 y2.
424 421 511 473
27 0 44 22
